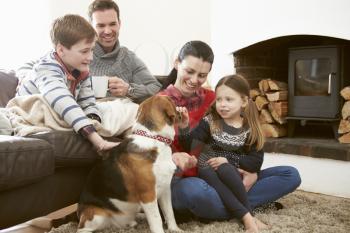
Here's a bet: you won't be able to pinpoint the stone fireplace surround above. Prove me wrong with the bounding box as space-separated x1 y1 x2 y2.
233 35 350 162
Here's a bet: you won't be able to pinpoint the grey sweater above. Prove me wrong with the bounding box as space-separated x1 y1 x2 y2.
90 41 161 103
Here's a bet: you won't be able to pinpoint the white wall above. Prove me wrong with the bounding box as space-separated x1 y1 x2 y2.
210 0 350 86
0 0 211 78
2 0 350 87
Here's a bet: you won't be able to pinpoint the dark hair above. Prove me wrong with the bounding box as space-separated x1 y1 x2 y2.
88 0 120 21
210 74 265 150
162 41 214 89
50 14 96 49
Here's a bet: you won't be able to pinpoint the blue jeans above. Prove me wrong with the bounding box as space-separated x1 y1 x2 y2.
171 166 301 220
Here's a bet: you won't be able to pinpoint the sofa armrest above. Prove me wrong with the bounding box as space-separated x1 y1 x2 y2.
0 70 18 107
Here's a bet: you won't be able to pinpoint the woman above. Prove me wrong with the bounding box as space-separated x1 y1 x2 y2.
160 40 301 221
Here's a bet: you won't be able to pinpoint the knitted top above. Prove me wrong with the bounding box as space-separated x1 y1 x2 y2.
89 41 162 103
16 51 100 132
179 115 264 173
158 85 216 177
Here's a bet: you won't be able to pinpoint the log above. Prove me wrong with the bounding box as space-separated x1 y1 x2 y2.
268 80 288 91
268 101 288 117
261 124 287 138
259 109 274 124
255 96 269 111
338 132 350 144
340 86 350 100
266 90 288 101
338 119 350 134
258 79 270 95
250 88 261 100
268 102 288 124
342 101 350 120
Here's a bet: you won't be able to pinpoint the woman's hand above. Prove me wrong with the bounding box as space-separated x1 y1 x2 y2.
238 168 258 192
207 157 228 170
172 152 197 171
176 106 189 129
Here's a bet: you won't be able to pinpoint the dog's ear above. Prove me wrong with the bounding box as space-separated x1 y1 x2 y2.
163 98 176 125
137 97 156 130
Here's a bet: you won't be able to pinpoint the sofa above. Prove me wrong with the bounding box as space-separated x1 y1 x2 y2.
0 70 105 229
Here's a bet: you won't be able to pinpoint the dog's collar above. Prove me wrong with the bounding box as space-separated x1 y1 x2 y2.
133 129 173 145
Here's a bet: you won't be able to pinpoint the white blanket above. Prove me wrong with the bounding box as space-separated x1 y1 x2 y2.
4 94 138 137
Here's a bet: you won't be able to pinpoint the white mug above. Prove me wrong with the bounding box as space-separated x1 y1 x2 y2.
91 76 109 98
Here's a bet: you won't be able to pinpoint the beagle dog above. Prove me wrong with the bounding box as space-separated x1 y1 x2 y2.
77 95 182 233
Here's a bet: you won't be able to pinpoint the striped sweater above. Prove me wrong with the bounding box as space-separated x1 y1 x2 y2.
16 51 100 132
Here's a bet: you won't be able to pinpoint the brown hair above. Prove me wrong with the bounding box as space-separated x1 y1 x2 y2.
210 74 265 150
50 14 96 49
162 40 214 89
88 0 120 21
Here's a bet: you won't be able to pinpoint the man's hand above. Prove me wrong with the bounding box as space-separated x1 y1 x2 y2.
172 152 197 171
207 157 228 170
108 76 129 97
238 168 258 192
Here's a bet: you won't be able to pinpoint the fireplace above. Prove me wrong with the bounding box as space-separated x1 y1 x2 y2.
233 35 350 138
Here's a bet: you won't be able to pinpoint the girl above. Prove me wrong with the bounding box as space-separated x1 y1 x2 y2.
177 74 269 232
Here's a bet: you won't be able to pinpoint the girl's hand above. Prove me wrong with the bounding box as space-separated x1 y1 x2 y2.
207 157 228 170
176 106 189 128
238 168 258 191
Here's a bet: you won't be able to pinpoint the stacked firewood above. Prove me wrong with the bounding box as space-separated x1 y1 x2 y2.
251 79 288 138
338 86 350 143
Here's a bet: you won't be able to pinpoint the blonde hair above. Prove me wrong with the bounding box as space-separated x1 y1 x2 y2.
209 74 265 150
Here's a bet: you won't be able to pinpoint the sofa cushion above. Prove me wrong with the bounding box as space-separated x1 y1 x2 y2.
28 131 100 167
0 135 54 191
0 70 18 107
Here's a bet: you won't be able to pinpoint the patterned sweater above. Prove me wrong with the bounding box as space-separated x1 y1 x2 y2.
90 41 162 103
16 51 100 132
179 115 264 173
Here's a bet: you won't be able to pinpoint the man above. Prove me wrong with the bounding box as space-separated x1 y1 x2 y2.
88 0 162 103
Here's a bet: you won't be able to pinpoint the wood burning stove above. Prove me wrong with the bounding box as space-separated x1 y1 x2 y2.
287 45 349 137
288 46 340 119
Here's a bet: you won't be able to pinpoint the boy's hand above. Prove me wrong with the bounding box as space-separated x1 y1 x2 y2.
87 132 120 153
97 140 120 152
108 76 129 97
176 106 189 128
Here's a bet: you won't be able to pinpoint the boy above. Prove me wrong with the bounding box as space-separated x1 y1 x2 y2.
16 14 117 151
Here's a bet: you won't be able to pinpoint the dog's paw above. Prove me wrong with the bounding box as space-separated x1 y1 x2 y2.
168 226 183 232
127 220 138 228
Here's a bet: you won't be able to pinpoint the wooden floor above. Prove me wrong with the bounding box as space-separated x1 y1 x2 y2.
1 204 77 233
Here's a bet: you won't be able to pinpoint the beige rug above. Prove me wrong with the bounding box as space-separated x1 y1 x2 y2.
49 190 350 233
